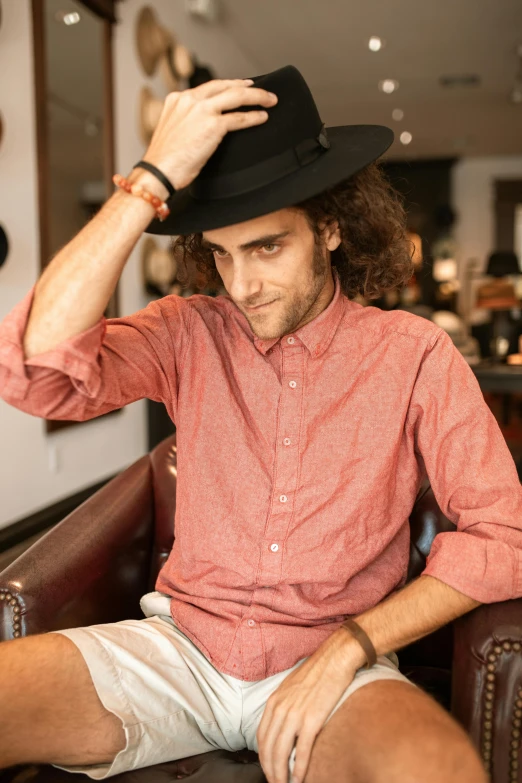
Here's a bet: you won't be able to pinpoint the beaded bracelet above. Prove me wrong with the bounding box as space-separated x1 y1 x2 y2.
112 173 170 221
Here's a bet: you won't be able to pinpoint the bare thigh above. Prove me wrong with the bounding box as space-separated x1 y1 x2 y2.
304 680 487 783
0 634 125 769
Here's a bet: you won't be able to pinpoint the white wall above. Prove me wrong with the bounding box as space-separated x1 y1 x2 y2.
0 0 255 529
452 156 522 316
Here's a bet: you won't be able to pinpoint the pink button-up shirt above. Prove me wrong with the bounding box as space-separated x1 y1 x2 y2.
1 268 522 680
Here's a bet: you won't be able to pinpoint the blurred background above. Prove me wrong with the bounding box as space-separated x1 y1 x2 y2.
1 0 522 560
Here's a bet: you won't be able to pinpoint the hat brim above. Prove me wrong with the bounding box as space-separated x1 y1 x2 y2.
145 124 393 236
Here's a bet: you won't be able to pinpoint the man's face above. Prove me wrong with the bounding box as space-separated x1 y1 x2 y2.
201 208 341 340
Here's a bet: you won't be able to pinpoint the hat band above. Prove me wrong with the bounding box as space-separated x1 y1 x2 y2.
189 125 331 201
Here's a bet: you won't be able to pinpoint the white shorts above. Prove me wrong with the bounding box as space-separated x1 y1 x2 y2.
49 591 416 780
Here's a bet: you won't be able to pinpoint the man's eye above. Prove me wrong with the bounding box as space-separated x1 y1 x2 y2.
213 249 228 257
263 244 278 253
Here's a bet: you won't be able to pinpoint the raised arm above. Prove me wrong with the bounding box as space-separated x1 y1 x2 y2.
23 78 277 358
0 79 278 420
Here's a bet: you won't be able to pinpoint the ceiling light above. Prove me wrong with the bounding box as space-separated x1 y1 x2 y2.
392 108 404 121
55 10 81 25
368 37 384 52
400 131 412 145
379 79 399 94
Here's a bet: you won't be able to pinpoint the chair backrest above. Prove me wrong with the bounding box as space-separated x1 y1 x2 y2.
149 435 179 583
148 433 456 585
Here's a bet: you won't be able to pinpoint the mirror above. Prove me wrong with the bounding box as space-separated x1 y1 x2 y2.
32 0 119 433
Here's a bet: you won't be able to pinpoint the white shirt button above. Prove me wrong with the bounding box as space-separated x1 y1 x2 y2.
279 494 287 503
270 543 279 552
283 438 291 446
287 336 295 344
289 380 297 388
247 619 255 627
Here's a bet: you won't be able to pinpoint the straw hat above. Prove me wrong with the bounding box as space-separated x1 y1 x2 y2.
139 86 164 145
158 53 179 93
158 43 195 91
135 6 173 76
171 43 195 80
141 237 178 294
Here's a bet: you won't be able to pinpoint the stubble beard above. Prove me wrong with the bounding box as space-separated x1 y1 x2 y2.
249 239 330 341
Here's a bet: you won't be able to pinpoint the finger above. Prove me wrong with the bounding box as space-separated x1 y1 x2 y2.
290 727 320 783
190 78 254 100
262 709 296 783
256 702 274 747
272 719 301 783
257 706 286 782
210 85 278 113
221 110 270 132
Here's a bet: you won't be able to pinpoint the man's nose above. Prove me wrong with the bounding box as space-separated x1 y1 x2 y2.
229 270 262 304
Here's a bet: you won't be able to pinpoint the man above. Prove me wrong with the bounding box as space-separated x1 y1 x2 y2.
0 64 518 783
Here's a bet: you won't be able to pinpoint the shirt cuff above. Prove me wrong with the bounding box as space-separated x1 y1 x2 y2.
0 283 107 400
421 530 521 603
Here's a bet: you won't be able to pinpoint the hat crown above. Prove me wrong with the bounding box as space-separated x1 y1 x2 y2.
196 65 323 183
147 63 394 234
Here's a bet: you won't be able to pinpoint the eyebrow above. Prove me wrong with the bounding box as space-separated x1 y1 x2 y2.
200 230 292 253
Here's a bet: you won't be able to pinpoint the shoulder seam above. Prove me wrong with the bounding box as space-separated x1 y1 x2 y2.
344 311 443 348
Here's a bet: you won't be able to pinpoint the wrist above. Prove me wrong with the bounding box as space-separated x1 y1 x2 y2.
331 626 368 672
127 168 169 201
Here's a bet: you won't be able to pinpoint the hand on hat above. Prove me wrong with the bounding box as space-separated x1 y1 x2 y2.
142 79 278 192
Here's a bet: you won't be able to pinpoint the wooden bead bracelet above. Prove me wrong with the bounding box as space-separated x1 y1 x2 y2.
112 173 170 221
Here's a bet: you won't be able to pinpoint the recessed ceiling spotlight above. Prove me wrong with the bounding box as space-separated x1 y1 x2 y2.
400 131 412 145
55 10 81 25
369 36 384 52
379 79 399 94
392 108 404 121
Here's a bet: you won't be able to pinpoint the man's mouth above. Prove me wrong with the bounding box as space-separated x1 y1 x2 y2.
244 300 276 312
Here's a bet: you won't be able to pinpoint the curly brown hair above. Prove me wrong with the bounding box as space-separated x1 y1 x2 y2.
171 161 415 301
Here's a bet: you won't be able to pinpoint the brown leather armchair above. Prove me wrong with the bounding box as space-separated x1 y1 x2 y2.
1 433 521 783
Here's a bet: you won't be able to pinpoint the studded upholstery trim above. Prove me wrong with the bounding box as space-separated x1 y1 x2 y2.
482 641 522 780
0 589 23 637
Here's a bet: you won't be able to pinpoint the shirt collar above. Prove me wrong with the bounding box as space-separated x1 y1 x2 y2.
250 266 348 358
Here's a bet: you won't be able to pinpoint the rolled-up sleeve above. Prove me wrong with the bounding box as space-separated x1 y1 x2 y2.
0 284 190 424
406 327 522 603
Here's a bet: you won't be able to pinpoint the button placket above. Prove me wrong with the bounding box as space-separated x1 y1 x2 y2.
257 347 304 585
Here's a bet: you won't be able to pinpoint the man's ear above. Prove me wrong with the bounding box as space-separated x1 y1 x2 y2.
324 220 341 252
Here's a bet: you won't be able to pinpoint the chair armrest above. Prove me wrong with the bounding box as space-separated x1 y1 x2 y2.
452 599 522 780
0 454 155 641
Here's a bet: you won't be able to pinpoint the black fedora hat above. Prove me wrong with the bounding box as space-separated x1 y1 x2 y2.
146 64 393 236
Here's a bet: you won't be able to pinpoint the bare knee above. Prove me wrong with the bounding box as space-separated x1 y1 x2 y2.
0 633 125 769
305 680 487 783
369 693 488 783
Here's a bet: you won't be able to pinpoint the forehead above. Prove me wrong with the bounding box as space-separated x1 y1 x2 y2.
201 207 305 247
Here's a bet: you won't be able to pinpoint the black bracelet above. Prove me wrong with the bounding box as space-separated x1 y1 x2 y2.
132 160 176 198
